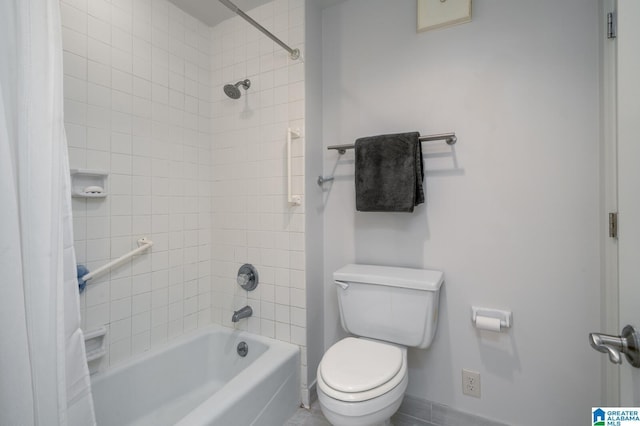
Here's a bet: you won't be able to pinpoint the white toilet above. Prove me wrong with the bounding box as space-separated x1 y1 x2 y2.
317 264 444 426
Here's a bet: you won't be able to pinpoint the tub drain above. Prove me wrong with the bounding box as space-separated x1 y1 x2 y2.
237 341 248 357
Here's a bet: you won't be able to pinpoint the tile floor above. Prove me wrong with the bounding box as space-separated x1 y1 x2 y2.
284 400 436 426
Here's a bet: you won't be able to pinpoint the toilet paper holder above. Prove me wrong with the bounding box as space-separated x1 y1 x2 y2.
471 306 513 329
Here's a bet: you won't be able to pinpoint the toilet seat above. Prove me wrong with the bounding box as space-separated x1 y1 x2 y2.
317 338 407 402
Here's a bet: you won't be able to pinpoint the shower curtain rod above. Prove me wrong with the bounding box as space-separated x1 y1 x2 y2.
218 0 301 60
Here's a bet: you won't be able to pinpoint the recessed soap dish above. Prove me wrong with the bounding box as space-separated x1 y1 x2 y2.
84 326 107 364
70 169 108 198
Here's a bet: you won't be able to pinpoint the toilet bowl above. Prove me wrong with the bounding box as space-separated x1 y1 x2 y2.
317 337 408 426
317 264 443 426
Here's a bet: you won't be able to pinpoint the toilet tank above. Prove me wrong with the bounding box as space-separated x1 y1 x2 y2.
333 264 444 349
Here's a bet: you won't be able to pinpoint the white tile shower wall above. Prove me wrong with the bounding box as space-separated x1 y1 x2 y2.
61 0 213 370
209 0 307 402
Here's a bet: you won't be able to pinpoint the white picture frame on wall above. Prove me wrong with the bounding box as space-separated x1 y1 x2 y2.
417 0 472 32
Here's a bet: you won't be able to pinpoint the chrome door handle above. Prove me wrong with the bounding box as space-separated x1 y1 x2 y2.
589 325 640 368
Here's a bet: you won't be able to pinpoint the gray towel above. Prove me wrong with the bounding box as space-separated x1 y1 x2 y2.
355 132 424 212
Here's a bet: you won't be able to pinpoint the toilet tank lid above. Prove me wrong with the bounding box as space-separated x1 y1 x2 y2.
334 264 444 291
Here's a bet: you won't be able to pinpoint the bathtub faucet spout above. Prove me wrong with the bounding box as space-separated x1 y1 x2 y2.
232 305 253 322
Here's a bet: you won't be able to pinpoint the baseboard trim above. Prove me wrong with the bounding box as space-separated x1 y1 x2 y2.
301 380 317 409
398 396 509 426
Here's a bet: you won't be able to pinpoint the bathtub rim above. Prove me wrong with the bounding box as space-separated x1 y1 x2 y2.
91 323 301 425
90 323 298 384
90 323 301 426
175 324 300 425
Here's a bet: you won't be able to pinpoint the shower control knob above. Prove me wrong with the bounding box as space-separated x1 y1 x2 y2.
236 264 259 291
237 273 251 287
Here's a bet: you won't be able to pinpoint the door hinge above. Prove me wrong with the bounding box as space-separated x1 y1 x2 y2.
609 212 618 238
607 11 617 39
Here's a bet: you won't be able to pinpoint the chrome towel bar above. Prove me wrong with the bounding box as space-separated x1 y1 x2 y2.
318 132 457 185
327 132 457 155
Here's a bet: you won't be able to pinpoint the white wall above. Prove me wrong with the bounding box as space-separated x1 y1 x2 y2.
209 0 309 401
321 1 602 424
61 0 213 369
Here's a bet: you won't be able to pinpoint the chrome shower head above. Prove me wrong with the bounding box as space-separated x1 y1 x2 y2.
223 79 251 99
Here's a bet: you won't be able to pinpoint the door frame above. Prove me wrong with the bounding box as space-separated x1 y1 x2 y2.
600 0 620 406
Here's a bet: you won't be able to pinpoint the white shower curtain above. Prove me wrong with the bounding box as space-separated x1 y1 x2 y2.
0 0 96 425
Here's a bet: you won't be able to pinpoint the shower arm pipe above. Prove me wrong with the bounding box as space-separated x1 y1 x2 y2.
81 238 153 282
218 0 300 60
327 132 458 154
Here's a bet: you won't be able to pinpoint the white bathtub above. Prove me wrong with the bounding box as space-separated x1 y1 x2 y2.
91 325 300 426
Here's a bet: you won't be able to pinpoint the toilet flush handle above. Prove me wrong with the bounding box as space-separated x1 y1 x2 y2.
334 280 349 290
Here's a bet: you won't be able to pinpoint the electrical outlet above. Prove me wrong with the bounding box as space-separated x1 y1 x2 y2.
462 369 481 398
